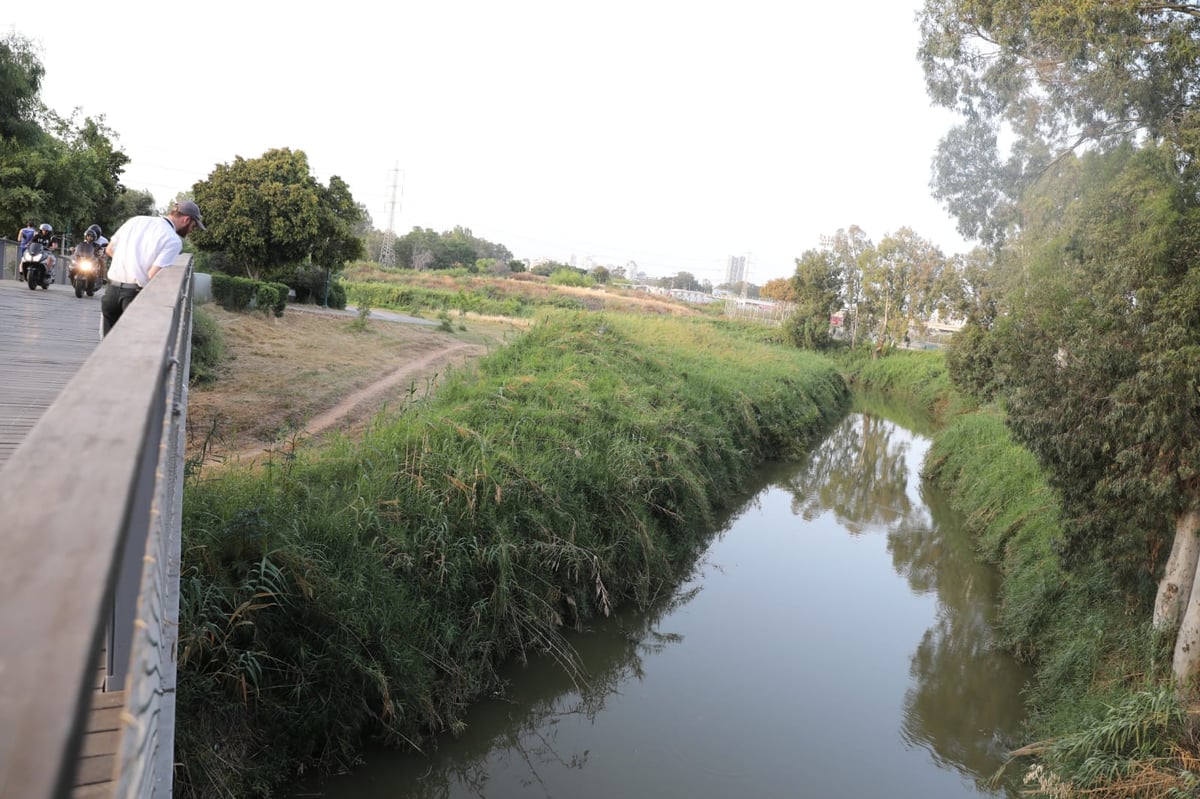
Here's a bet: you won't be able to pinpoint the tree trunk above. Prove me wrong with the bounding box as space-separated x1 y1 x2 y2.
874 296 890 360
1167 507 1200 695
1154 507 1200 630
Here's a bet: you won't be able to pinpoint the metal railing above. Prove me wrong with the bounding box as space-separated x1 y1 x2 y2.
0 256 194 798
1 237 77 284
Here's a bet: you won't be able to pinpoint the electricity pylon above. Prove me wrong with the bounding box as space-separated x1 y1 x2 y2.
379 164 403 267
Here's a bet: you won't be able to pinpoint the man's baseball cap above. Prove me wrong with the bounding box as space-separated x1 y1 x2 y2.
176 200 206 230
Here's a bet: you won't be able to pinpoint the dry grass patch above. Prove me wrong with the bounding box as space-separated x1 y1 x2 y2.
187 305 517 462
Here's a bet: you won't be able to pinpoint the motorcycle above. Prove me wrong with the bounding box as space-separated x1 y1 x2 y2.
20 242 54 291
69 242 101 298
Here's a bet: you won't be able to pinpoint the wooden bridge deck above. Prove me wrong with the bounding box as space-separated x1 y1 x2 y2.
0 279 120 796
0 279 102 466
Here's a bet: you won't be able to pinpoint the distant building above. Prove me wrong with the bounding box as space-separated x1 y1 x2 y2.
725 255 746 286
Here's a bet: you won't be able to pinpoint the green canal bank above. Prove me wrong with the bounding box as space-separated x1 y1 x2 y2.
176 311 850 797
839 347 1198 798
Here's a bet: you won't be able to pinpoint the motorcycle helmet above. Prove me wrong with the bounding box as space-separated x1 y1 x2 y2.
86 224 102 238
39 223 52 233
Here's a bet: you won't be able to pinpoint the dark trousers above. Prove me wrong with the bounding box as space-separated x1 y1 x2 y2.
101 283 142 336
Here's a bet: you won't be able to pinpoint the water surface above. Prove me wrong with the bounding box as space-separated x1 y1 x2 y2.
300 410 1031 798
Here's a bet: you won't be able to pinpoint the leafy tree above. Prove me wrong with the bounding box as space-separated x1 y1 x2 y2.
0 33 129 240
0 31 43 146
868 227 947 353
760 277 798 303
784 248 841 350
822 226 873 348
654 271 704 292
46 111 130 239
919 0 1200 248
716 279 758 297
391 225 512 271
310 175 365 273
921 0 1200 690
109 188 157 222
191 148 361 282
980 144 1200 689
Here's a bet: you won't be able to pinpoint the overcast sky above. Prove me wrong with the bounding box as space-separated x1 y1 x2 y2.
8 0 970 286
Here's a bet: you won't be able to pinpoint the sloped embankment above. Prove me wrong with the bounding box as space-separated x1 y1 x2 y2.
176 310 850 797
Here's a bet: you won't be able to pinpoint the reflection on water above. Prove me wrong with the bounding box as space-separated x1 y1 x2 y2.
297 411 1032 799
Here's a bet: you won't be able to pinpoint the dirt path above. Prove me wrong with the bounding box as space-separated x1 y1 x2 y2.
220 339 485 465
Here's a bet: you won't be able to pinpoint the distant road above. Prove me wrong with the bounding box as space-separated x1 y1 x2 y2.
287 303 439 326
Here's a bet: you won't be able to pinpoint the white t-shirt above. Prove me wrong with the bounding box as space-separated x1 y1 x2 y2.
107 215 183 286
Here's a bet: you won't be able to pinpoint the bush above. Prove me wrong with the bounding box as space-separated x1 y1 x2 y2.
211 274 258 311
324 280 346 309
255 282 288 317
289 267 335 305
783 310 833 350
189 306 225 384
944 321 1002 403
548 268 594 287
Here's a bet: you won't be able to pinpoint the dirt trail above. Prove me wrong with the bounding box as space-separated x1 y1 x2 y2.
221 340 483 465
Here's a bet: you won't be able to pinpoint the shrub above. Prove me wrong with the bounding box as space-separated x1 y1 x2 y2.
289 267 332 304
783 311 833 350
189 306 224 384
211 274 258 311
254 282 288 317
548 268 594 287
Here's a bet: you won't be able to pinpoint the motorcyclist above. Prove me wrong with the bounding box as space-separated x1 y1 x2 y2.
16 220 35 261
85 224 108 282
71 224 106 283
32 223 55 250
20 223 56 281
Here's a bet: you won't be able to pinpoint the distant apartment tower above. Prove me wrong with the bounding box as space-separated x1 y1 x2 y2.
726 255 746 286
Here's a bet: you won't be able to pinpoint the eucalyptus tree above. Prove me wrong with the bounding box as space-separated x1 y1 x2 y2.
919 0 1200 248
866 228 947 353
920 1 1200 689
821 226 873 348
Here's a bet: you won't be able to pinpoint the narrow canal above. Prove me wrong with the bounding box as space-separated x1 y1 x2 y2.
299 402 1032 798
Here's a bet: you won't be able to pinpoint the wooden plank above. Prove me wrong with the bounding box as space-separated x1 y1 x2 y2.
79 728 121 759
74 754 116 787
71 783 114 799
73 689 126 797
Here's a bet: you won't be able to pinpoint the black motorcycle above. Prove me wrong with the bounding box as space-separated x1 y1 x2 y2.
20 242 54 290
69 242 101 298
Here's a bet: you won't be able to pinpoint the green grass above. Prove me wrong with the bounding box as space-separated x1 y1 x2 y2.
176 310 849 797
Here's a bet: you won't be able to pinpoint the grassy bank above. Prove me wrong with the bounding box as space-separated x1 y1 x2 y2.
340 263 713 319
840 347 1195 797
177 311 849 797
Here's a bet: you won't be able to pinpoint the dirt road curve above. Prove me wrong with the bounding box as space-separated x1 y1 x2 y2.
223 341 485 465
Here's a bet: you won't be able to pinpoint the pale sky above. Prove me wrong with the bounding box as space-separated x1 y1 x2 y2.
9 0 971 286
